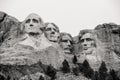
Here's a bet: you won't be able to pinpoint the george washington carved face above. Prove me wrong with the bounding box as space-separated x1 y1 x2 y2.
21 13 44 35
44 23 60 42
60 33 73 54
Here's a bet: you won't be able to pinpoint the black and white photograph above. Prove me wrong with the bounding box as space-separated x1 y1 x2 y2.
0 0 120 80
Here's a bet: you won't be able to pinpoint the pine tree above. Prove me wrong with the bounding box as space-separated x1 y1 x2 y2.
0 74 5 80
61 59 70 73
82 60 94 79
72 66 79 76
105 74 113 80
77 63 84 72
109 69 119 80
39 75 44 80
72 55 78 64
46 65 56 80
91 71 99 80
6 75 10 80
82 60 90 69
99 61 107 74
99 61 108 80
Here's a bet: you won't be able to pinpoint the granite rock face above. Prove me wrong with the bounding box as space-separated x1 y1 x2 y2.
73 23 120 71
94 23 120 70
0 11 20 46
0 12 120 80
0 12 65 80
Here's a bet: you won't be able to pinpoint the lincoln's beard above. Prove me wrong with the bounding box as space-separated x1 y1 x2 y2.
47 35 59 42
82 47 94 55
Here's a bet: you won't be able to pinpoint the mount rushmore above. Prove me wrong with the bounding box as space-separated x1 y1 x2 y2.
0 11 120 80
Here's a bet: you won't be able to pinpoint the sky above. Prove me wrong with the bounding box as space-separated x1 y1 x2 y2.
0 0 120 36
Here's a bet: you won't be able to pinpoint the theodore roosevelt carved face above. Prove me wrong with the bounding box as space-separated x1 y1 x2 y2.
60 33 73 54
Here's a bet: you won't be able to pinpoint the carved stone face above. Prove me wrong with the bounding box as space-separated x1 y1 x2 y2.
23 13 43 35
44 23 60 42
0 12 6 22
80 33 95 54
60 34 73 54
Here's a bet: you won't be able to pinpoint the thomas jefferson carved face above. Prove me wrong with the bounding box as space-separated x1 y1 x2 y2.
44 23 60 42
80 33 95 54
22 13 43 35
60 33 73 54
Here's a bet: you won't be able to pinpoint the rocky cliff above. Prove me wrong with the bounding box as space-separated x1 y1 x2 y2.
0 11 120 80
94 23 120 70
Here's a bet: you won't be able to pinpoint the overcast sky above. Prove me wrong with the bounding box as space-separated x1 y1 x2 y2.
0 0 120 36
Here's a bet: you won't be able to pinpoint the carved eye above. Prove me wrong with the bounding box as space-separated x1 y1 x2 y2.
62 40 72 44
80 38 93 42
46 28 51 31
32 19 39 23
53 28 57 32
80 39 84 43
62 40 68 42
86 38 93 41
25 19 30 23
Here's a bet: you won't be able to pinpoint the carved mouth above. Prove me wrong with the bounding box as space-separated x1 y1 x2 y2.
83 47 88 50
28 32 40 36
50 35 55 37
64 50 71 53
64 48 70 50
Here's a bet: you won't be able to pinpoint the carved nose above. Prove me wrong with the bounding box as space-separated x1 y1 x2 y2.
67 41 71 46
83 44 87 46
30 24 33 27
51 31 55 34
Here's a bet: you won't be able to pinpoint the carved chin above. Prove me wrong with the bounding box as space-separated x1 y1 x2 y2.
64 50 71 54
48 37 58 42
82 48 93 54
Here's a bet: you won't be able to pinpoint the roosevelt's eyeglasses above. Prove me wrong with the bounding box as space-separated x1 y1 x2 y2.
25 19 39 23
80 38 93 43
61 40 73 44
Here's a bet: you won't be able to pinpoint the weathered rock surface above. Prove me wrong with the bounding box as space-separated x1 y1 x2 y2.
56 72 89 80
0 12 120 80
0 61 50 80
0 11 20 46
73 23 120 71
0 12 65 80
94 23 120 70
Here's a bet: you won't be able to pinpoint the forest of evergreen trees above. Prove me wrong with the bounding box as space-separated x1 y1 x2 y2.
0 56 120 80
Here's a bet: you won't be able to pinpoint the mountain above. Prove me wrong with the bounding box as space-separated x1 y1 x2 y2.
94 23 120 71
0 12 120 80
0 11 20 46
73 23 120 71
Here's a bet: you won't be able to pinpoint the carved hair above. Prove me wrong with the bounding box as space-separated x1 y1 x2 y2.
59 32 74 54
44 22 60 32
77 29 105 61
20 13 44 34
59 32 73 43
78 29 96 47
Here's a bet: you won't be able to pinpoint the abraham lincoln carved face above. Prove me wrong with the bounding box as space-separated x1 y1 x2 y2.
44 23 60 42
21 13 44 35
80 32 96 54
